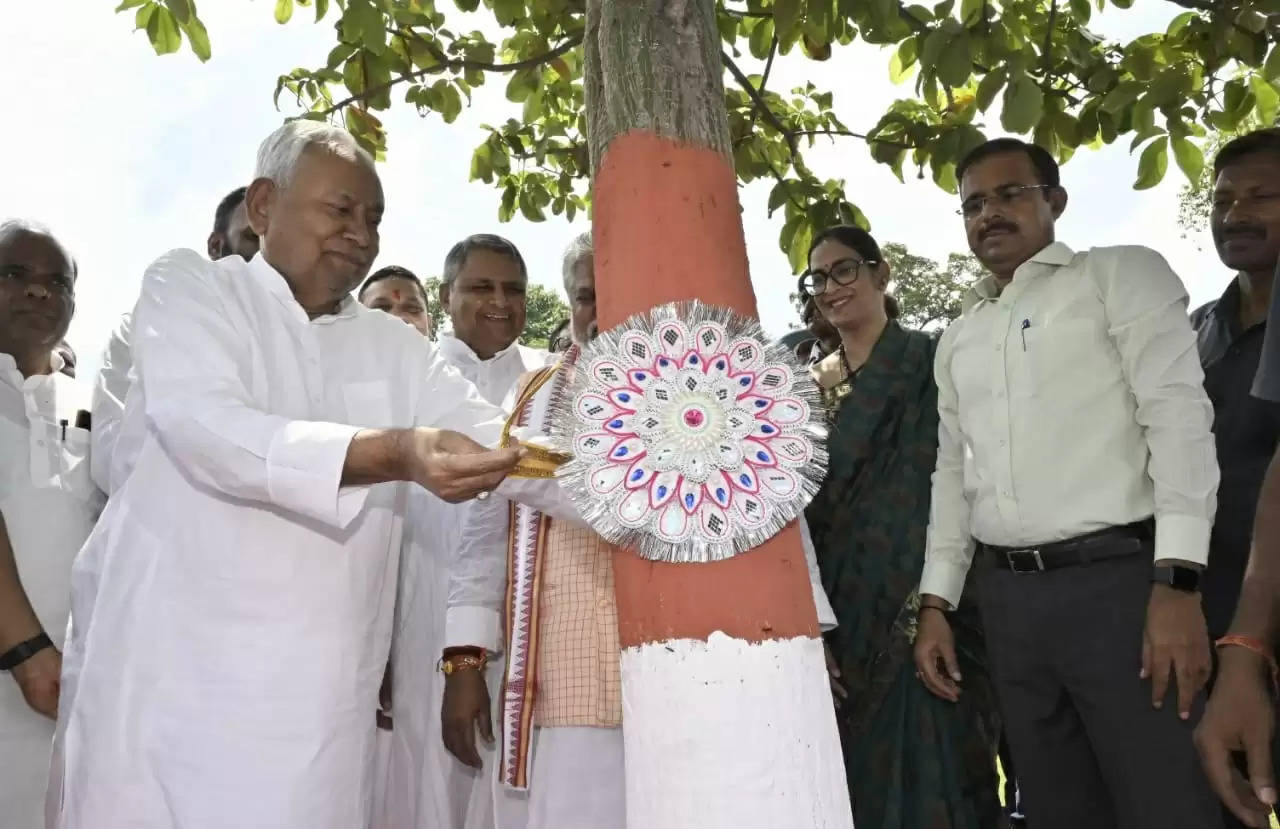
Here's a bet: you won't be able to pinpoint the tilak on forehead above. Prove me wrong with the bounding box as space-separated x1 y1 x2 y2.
392 288 402 301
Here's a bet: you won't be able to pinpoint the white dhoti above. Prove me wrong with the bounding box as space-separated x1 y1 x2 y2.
494 727 626 829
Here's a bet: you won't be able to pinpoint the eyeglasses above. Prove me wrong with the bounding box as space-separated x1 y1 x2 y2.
799 258 878 296
957 184 1052 220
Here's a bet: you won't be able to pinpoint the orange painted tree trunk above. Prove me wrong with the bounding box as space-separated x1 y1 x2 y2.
583 1 853 826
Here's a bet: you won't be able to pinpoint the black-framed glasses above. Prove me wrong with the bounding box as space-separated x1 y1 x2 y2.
800 258 878 296
957 184 1052 220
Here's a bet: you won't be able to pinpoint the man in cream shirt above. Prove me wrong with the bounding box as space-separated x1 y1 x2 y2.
913 138 1222 829
379 234 550 829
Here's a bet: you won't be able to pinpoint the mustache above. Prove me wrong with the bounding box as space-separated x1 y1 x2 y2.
979 220 1018 240
1219 223 1265 239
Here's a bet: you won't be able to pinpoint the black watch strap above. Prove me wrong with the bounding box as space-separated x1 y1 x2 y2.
1153 564 1201 593
0 633 54 671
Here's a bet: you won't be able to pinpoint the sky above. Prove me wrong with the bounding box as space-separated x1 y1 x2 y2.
0 2 1229 383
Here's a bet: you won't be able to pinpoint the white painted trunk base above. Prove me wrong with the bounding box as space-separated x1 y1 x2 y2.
620 632 853 829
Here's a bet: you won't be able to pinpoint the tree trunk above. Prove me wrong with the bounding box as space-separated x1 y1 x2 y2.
584 1 853 826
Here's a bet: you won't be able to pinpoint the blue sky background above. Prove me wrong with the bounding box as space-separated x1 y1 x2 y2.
0 3 1228 381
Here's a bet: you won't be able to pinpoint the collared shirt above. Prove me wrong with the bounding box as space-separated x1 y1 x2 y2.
436 334 549 406
1 350 103 826
921 242 1219 607
53 249 577 829
1191 279 1280 636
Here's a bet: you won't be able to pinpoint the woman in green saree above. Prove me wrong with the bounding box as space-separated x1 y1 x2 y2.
802 225 1002 829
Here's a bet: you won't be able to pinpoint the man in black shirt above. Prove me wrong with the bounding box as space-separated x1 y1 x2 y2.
1193 128 1280 643
1191 129 1280 829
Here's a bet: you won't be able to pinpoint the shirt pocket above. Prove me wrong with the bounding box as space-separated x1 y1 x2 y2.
60 425 96 497
341 380 394 427
1023 316 1109 400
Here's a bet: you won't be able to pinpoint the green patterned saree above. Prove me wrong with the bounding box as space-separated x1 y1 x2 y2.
806 322 1001 829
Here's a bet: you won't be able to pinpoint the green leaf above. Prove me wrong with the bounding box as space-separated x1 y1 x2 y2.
889 38 917 84
275 0 294 24
146 6 182 55
774 0 801 41
315 0 330 21
1068 0 1091 22
1001 76 1043 134
163 0 191 24
1134 136 1168 190
1165 11 1196 37
959 0 984 25
1170 136 1203 183
1100 81 1142 114
1250 75 1279 127
1267 45 1280 82
975 68 1006 112
936 33 972 88
116 0 148 10
182 16 211 61
493 0 523 26
748 18 775 60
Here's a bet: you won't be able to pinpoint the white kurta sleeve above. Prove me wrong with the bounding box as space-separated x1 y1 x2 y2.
133 249 366 529
444 495 510 654
920 323 978 609
90 314 133 494
1091 247 1218 567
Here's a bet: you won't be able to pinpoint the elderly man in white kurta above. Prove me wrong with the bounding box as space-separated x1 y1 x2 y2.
380 235 549 829
0 221 103 829
49 121 575 829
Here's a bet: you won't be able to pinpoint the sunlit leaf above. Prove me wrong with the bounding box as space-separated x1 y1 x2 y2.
1134 136 1168 190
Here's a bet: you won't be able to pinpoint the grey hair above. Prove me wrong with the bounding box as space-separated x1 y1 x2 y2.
561 231 593 294
0 219 78 276
441 234 527 289
253 120 374 186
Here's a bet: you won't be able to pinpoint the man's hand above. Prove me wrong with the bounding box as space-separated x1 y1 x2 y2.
913 606 962 703
1142 584 1212 719
441 668 493 769
408 428 523 504
11 646 61 719
1194 647 1277 827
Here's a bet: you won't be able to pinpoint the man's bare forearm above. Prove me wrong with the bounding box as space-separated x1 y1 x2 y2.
340 428 414 486
0 513 45 652
1229 452 1280 645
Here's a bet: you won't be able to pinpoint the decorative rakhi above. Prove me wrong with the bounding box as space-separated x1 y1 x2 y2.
548 301 828 563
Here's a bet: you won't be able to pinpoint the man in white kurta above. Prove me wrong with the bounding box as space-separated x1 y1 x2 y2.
381 235 548 829
440 233 838 829
0 221 103 829
50 122 575 829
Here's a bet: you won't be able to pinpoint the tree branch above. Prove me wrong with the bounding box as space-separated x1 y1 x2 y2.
722 51 797 154
1041 0 1057 81
318 34 584 118
744 33 779 134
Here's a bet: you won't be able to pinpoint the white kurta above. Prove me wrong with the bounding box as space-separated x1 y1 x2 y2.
89 313 144 497
383 336 549 829
51 250 575 829
0 352 103 828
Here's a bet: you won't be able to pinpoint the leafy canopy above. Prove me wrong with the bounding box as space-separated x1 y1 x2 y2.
116 0 1280 272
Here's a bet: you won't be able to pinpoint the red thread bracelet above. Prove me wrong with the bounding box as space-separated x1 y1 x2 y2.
1215 634 1280 693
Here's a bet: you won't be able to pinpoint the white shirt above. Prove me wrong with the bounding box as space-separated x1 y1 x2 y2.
385 334 550 829
90 313 136 494
920 243 1219 607
0 351 102 827
51 250 574 829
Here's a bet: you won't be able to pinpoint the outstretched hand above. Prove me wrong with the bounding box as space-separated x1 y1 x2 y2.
409 428 523 503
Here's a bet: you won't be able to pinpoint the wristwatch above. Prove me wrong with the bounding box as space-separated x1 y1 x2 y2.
1152 564 1202 593
0 632 53 671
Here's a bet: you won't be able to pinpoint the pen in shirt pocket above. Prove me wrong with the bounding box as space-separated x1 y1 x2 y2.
59 418 68 442
1020 319 1031 351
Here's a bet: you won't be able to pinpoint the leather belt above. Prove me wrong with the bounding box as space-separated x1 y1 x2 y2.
979 519 1153 574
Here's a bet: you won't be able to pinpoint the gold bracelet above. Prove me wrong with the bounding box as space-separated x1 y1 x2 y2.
439 653 487 675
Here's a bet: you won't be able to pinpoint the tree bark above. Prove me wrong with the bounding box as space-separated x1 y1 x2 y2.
585 1 853 826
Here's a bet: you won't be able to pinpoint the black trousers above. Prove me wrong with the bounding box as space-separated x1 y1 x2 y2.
977 550 1223 829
